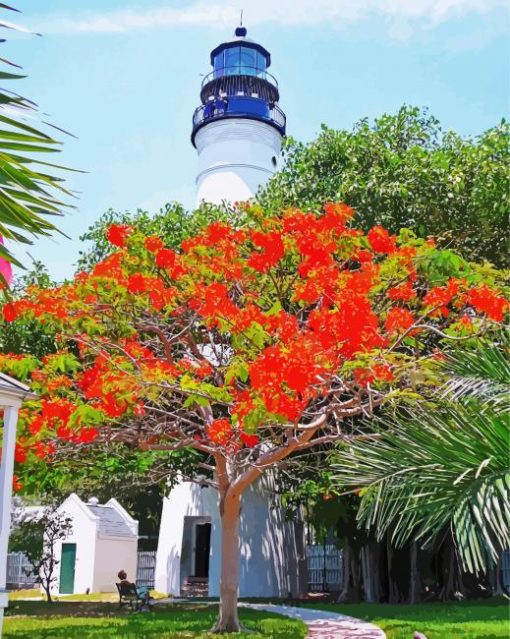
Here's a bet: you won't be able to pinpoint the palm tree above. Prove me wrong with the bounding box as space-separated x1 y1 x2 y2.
332 331 510 575
0 3 73 280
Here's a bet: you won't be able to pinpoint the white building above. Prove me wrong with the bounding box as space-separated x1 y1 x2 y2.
155 476 307 598
192 24 286 205
51 494 138 595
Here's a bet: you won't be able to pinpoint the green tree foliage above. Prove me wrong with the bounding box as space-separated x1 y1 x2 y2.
0 261 57 356
331 332 510 575
260 106 509 267
76 202 231 271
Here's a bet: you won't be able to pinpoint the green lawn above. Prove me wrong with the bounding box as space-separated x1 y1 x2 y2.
7 589 168 602
5 596 508 638
303 598 510 639
3 601 307 639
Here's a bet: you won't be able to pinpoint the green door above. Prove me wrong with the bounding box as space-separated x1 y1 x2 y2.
59 543 76 594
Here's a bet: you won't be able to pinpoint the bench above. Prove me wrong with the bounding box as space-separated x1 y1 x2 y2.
115 582 150 611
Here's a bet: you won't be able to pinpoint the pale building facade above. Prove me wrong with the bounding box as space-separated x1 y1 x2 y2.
155 477 307 598
50 494 138 595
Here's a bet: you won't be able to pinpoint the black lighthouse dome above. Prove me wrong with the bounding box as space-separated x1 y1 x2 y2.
191 26 286 146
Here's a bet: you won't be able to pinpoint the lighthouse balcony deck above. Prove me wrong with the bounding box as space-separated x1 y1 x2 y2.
191 96 286 144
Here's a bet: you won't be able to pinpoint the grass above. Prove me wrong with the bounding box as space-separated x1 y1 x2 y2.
8 589 167 602
8 590 42 601
302 598 510 639
3 601 307 639
6 592 508 638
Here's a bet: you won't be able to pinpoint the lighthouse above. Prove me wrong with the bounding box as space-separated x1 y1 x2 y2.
191 25 286 205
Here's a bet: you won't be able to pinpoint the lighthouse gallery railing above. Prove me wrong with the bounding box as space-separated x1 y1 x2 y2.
192 98 286 137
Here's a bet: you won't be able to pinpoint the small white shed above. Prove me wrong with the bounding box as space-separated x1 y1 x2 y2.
51 493 138 595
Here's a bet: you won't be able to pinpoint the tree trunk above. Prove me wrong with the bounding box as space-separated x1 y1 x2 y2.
409 541 421 604
488 556 505 596
212 492 242 633
338 544 362 602
361 541 380 602
44 584 53 603
437 536 465 601
386 540 400 604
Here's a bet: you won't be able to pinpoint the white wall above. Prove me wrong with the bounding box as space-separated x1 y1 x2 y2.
51 496 97 595
194 118 282 205
156 477 307 598
155 481 218 596
93 537 138 593
237 477 306 598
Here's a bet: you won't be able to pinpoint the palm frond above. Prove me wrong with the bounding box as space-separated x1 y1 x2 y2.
333 404 510 574
441 330 510 413
0 4 74 278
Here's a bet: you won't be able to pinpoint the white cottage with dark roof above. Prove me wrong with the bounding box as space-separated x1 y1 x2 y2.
51 493 138 595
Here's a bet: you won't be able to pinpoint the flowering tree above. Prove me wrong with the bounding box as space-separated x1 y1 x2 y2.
0 203 507 631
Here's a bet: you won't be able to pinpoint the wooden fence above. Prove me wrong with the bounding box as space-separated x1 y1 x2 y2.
306 544 343 592
6 552 37 589
136 551 157 588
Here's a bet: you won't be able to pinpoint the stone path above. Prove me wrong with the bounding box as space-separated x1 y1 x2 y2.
156 598 386 638
240 603 386 639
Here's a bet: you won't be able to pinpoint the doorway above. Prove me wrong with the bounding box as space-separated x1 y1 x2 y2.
59 543 76 594
194 523 211 578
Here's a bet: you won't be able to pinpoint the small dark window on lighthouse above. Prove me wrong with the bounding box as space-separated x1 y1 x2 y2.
271 156 277 167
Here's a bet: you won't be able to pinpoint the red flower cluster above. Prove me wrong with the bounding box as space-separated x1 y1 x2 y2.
145 236 164 252
247 231 285 273
92 253 125 279
206 419 259 449
424 278 460 309
387 282 416 302
467 286 508 322
367 226 397 254
155 248 185 279
322 202 355 230
2 301 19 322
308 291 385 358
106 224 132 247
191 282 239 325
385 307 415 333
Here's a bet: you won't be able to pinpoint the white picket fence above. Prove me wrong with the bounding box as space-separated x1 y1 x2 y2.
6 552 37 589
136 551 157 588
306 544 343 592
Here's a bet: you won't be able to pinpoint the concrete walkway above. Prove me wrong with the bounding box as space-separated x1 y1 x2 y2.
155 598 386 638
240 603 386 639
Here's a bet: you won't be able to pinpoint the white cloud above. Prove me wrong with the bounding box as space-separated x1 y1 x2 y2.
35 0 507 39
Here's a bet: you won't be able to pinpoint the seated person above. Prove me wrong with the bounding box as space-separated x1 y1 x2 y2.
117 570 151 609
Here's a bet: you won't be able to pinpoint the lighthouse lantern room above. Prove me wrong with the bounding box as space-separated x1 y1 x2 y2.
192 25 286 205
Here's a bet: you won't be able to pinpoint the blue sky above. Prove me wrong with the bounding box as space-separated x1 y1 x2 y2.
7 0 510 280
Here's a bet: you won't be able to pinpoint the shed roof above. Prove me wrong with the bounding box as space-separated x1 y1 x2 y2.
86 504 136 538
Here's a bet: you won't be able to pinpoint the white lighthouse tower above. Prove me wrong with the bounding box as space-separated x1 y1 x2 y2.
192 25 286 205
